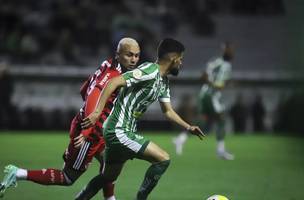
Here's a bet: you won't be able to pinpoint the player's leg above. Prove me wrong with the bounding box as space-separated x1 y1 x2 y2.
75 132 129 200
214 114 234 160
198 93 214 133
0 164 79 198
173 130 188 155
94 151 116 200
0 116 83 197
75 162 124 200
212 94 234 160
136 141 171 200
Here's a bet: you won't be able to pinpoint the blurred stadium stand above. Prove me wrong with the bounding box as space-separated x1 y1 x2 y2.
1 0 303 134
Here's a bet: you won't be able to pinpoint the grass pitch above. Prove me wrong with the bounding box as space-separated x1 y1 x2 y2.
0 131 303 200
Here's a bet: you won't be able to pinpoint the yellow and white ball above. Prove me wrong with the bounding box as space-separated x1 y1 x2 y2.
207 195 229 200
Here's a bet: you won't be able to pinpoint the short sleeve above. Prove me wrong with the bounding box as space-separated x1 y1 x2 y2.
158 78 171 103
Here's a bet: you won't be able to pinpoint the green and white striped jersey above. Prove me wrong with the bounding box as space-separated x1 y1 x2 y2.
104 62 170 133
200 57 232 97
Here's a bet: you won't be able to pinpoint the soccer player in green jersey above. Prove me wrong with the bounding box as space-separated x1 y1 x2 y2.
75 38 205 200
199 42 234 160
174 42 234 160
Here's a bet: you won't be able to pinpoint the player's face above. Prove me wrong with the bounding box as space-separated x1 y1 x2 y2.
117 45 140 70
169 53 184 76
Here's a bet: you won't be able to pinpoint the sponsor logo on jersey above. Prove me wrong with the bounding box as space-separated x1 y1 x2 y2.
99 73 110 86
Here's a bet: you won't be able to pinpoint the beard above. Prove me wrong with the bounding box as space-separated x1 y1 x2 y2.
170 67 179 76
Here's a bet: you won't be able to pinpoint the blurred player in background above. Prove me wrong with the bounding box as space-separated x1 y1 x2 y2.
75 38 204 200
0 38 141 200
172 93 197 155
174 42 234 160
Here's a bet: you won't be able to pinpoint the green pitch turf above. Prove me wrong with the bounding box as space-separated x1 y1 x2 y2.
0 131 303 200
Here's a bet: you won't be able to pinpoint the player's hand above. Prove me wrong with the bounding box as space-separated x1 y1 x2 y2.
74 134 86 148
187 125 205 140
81 112 99 129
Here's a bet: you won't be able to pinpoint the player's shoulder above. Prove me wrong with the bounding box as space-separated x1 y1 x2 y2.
138 62 157 70
98 58 112 69
138 62 159 74
208 57 223 65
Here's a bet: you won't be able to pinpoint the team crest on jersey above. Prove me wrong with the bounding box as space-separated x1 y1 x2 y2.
133 69 142 79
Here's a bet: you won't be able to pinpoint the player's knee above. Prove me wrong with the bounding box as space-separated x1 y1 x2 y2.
61 175 76 186
65 178 75 186
159 151 170 162
62 169 81 186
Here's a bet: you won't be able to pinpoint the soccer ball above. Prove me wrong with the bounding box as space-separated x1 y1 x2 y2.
206 195 229 200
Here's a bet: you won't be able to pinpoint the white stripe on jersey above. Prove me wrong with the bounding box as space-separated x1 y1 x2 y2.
159 97 170 102
116 63 122 73
102 60 111 68
115 129 142 153
73 142 90 170
116 89 133 129
128 88 147 132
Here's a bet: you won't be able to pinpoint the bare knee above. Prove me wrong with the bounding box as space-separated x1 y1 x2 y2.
159 151 170 162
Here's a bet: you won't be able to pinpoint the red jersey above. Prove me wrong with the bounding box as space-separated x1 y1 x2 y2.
79 58 122 139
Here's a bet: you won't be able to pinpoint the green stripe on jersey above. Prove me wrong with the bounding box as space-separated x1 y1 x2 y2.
104 62 170 133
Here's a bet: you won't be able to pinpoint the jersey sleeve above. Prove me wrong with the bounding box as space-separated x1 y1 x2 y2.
158 78 171 103
122 62 158 87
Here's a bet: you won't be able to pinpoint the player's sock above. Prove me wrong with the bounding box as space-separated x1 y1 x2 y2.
27 169 68 185
104 195 116 200
103 183 115 200
217 140 234 160
98 160 116 200
75 174 108 200
136 160 170 200
217 140 225 153
175 132 188 155
16 168 27 180
215 119 225 142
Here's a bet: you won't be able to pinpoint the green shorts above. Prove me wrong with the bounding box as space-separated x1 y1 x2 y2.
103 128 150 164
199 93 216 116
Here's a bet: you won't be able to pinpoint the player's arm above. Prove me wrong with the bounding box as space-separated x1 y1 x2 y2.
76 85 111 148
159 102 205 140
74 86 103 147
202 71 225 90
81 75 126 129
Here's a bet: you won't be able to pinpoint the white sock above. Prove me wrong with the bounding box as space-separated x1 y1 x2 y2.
105 196 116 200
16 168 28 180
175 132 188 155
178 132 188 144
217 140 225 153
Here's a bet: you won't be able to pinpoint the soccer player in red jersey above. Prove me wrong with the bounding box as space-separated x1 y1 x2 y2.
0 38 141 200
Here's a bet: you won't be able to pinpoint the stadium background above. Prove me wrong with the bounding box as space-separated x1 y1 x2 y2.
0 0 304 199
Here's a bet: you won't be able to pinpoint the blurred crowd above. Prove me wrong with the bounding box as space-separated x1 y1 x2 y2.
0 0 284 66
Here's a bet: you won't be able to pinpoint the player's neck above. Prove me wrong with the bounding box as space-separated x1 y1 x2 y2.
155 59 170 77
